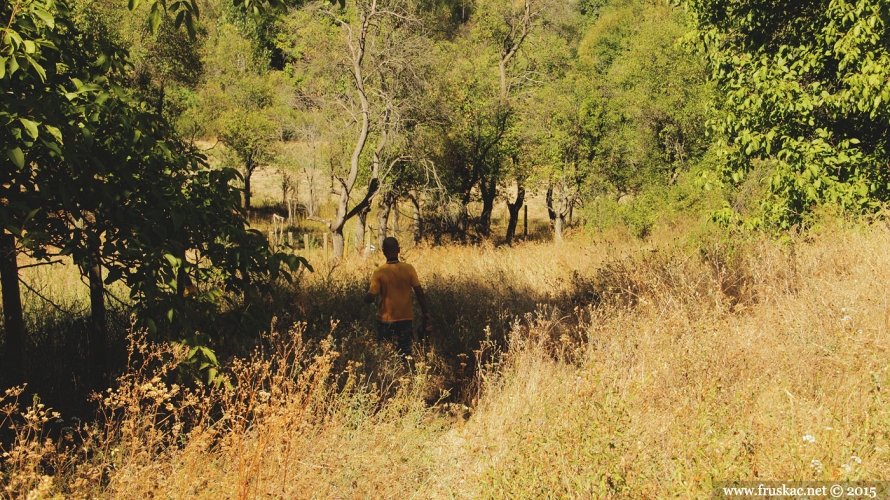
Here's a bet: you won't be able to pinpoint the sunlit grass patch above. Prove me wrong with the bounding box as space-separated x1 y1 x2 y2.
3 220 890 497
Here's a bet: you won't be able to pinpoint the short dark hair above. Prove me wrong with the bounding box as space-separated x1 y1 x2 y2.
382 237 399 254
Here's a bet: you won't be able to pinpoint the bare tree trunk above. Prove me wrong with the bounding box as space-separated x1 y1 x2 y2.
355 207 368 254
457 197 470 239
497 0 531 100
505 180 525 245
553 177 571 245
409 190 422 244
303 153 318 218
331 227 345 260
568 199 574 226
391 199 400 236
479 177 497 237
326 4 378 260
243 163 253 212
377 195 391 250
0 233 24 384
546 184 556 228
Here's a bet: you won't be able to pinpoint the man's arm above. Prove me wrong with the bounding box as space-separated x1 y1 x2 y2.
413 285 430 322
366 270 379 304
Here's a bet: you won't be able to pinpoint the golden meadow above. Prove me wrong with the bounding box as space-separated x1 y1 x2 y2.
2 215 890 498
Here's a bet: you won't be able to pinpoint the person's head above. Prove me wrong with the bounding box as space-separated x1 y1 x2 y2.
382 237 400 260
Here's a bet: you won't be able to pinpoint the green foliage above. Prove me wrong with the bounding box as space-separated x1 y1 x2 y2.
1 0 309 382
433 36 508 196
526 72 600 191
687 0 890 228
218 109 278 167
131 0 201 39
577 0 711 194
586 167 722 239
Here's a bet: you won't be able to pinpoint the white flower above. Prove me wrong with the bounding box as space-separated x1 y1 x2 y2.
802 434 816 443
842 463 851 472
851 455 862 464
811 459 823 473
841 315 853 322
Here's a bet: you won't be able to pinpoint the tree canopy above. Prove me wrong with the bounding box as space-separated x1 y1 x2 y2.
1 0 305 386
687 0 890 227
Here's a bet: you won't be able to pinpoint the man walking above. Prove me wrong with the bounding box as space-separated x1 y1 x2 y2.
364 237 430 359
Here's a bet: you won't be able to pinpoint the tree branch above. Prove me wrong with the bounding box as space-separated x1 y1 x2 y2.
18 259 64 270
344 177 380 221
18 277 82 318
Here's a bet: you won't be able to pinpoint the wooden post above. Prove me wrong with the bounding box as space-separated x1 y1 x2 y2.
523 205 528 240
269 230 275 247
287 231 293 247
304 233 310 250
323 232 328 252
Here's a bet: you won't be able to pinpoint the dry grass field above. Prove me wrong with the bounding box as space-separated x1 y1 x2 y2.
3 216 890 498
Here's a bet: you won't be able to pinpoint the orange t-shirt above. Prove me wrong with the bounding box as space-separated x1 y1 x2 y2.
369 262 421 322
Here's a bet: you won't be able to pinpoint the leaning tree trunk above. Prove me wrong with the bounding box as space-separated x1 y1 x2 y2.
0 233 24 385
504 181 525 245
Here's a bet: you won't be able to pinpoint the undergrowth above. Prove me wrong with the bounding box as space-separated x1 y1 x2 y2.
3 218 890 497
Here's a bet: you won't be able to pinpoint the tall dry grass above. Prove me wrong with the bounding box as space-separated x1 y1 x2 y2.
3 219 890 498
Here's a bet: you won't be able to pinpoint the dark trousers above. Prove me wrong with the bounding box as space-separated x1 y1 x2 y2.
377 320 413 359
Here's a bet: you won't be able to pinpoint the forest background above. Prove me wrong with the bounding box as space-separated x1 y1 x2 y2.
2 0 890 497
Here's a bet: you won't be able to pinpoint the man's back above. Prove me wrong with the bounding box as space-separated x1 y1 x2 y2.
369 262 420 322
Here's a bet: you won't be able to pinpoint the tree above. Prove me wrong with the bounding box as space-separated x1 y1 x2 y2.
219 108 278 211
278 0 428 258
686 0 890 227
0 0 119 384
451 0 537 238
576 0 710 196
435 39 511 239
528 73 600 243
435 0 564 240
1 0 305 387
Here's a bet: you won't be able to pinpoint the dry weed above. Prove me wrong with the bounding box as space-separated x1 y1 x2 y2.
3 221 890 497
